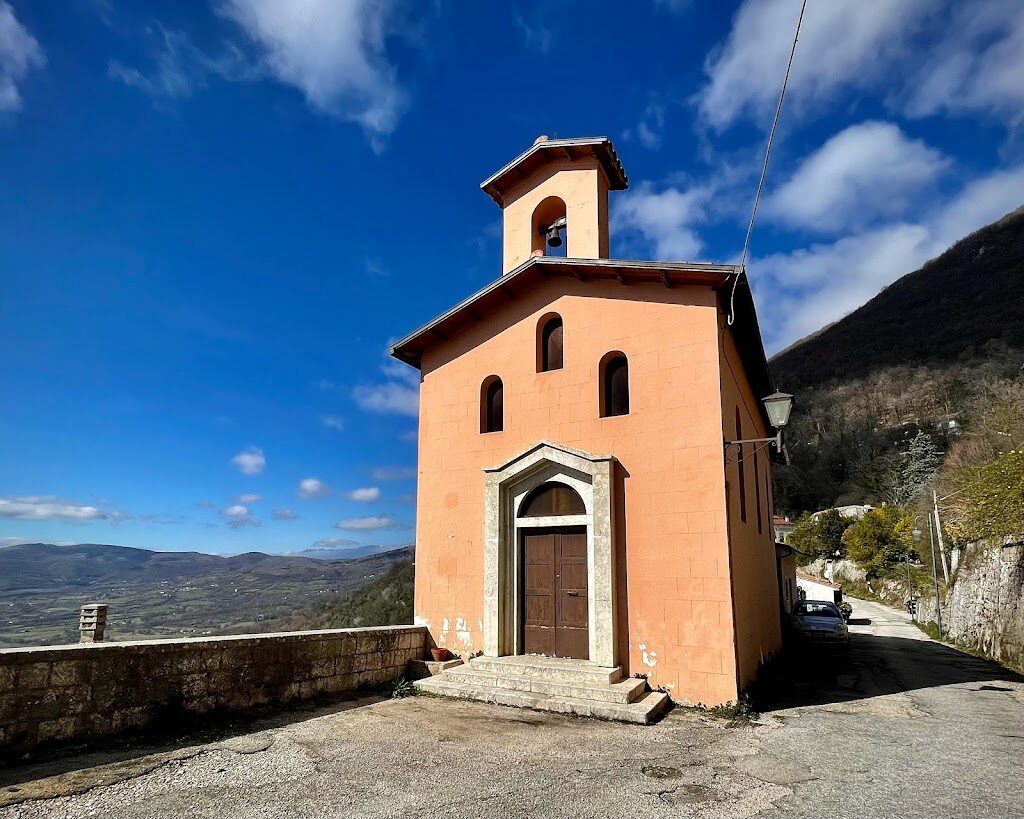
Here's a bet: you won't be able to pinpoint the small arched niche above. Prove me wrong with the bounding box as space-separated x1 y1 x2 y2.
531 196 567 258
536 312 564 372
599 351 629 417
480 375 504 433
518 481 585 517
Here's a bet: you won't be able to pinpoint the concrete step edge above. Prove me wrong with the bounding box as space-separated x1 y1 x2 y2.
413 677 670 725
467 657 623 684
442 668 646 703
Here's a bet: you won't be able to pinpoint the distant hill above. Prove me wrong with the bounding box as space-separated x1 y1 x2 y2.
0 542 414 648
770 205 1024 514
772 205 1024 393
287 543 410 560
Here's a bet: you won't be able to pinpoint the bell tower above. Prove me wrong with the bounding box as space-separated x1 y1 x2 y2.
480 136 630 275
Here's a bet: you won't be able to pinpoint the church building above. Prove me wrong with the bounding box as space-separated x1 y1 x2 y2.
391 136 789 719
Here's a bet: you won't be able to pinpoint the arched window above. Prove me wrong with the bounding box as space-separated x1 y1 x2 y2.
481 375 503 433
537 314 563 372
519 482 585 517
599 352 629 417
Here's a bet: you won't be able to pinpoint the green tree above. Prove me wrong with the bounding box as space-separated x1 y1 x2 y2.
882 430 942 505
842 506 913 577
788 509 852 563
903 430 941 496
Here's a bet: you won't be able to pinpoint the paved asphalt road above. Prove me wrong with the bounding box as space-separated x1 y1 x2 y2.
757 596 1024 818
2 597 1022 818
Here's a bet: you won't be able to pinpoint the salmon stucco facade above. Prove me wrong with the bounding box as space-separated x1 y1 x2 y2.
392 137 787 708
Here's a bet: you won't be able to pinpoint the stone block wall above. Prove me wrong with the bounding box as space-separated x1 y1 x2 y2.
0 625 426 764
916 540 1023 673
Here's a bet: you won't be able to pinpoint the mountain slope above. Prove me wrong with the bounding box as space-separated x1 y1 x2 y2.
772 204 1024 393
769 205 1024 514
0 542 414 648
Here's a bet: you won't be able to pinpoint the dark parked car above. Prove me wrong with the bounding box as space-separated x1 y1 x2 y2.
791 600 850 645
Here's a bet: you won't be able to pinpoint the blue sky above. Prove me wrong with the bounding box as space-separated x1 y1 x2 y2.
1 0 1022 554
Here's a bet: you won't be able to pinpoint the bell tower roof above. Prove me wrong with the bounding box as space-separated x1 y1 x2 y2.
480 136 629 208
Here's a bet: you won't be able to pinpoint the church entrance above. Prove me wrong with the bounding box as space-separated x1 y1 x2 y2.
483 443 618 668
522 528 589 659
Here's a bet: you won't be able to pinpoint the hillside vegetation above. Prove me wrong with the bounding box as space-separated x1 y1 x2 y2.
771 205 1024 517
282 559 414 631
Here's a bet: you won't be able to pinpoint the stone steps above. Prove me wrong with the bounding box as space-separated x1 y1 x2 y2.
467 655 624 684
442 666 647 703
414 675 670 724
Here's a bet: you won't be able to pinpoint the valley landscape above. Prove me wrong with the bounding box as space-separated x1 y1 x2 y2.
0 542 414 648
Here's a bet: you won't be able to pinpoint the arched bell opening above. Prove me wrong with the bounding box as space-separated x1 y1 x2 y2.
531 196 567 258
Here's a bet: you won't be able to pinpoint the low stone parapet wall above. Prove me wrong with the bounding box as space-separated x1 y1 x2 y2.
0 625 426 764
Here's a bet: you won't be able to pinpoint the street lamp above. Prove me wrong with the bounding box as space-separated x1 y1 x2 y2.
913 514 944 638
762 391 794 433
725 392 795 456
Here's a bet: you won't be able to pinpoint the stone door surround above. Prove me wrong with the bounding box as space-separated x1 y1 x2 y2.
483 442 617 667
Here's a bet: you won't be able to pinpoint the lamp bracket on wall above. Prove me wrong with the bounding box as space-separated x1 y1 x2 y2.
724 432 790 466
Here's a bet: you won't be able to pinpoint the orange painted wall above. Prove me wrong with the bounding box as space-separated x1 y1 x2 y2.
413 278 748 705
718 318 783 691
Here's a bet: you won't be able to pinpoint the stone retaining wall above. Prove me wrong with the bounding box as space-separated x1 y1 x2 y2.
915 540 1023 672
0 625 426 764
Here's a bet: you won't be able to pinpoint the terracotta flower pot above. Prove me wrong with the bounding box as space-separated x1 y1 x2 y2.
430 647 451 662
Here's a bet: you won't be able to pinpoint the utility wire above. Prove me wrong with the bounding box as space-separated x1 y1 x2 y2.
728 0 808 325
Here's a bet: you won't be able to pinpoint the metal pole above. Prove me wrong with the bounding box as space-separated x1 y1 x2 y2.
928 513 943 637
933 490 949 583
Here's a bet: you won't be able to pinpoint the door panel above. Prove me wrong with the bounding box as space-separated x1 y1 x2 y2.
523 533 555 656
522 529 589 659
555 532 589 659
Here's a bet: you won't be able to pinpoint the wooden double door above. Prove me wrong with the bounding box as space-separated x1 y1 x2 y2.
522 528 589 659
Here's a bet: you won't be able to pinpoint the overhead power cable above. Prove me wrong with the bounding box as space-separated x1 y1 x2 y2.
728 0 808 326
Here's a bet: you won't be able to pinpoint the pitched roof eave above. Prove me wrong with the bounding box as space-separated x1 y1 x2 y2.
388 257 776 422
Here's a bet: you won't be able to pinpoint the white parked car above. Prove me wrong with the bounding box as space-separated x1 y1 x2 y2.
791 600 850 646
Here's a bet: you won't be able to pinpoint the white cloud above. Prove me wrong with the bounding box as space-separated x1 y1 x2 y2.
623 103 666 151
297 477 329 499
226 516 259 528
354 358 419 417
0 0 45 112
345 487 380 502
372 466 416 481
614 182 711 260
764 122 949 233
321 414 344 431
311 536 360 548
0 496 123 521
900 1 1024 124
237 493 261 504
756 223 931 348
231 446 266 475
755 163 1024 351
513 11 553 55
108 24 251 103
217 0 408 148
698 0 930 130
927 165 1024 248
272 507 298 520
334 514 409 531
220 504 260 528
